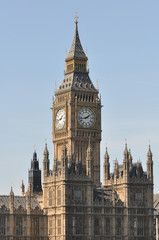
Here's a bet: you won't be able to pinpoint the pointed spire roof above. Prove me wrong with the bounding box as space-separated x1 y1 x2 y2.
104 147 109 161
147 145 153 159
65 16 87 62
33 150 37 161
10 186 14 196
44 143 49 156
123 143 129 160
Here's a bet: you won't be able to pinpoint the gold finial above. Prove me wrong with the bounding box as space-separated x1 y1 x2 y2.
33 144 36 151
96 79 99 90
75 10 79 24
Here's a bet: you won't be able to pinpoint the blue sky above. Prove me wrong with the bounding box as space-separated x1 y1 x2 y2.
0 0 159 194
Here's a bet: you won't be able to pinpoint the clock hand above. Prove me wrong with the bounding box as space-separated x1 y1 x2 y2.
82 114 90 120
58 116 63 121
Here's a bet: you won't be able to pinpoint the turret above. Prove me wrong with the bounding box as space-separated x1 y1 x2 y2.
147 145 153 181
9 187 14 214
29 150 42 193
43 143 50 177
61 142 68 177
26 183 31 214
86 137 93 177
128 149 133 169
21 180 25 196
123 143 129 181
103 147 110 184
114 159 119 179
68 148 74 168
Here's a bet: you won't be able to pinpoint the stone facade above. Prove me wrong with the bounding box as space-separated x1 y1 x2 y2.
0 187 48 239
0 17 154 240
42 18 154 240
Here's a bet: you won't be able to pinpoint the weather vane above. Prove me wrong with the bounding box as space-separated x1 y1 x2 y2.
75 10 79 24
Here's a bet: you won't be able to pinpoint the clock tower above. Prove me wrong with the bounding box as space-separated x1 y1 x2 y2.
52 17 101 185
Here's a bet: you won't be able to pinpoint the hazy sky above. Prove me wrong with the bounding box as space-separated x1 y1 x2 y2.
0 0 159 195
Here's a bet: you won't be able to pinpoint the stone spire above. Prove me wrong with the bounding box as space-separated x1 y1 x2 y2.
123 143 129 181
9 187 14 214
61 142 68 177
103 147 110 184
128 149 133 169
43 143 50 177
114 159 119 178
86 136 93 177
147 145 153 181
21 180 25 196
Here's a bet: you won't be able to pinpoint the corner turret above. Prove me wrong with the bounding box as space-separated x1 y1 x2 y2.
147 145 153 181
86 137 93 177
123 143 129 181
103 147 110 184
43 143 50 177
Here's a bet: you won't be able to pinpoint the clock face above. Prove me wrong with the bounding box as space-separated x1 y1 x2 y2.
78 108 95 128
55 109 66 129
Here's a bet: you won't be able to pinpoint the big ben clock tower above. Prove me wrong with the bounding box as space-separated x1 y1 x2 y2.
52 15 101 185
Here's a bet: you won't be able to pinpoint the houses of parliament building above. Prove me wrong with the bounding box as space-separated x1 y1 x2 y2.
0 16 154 240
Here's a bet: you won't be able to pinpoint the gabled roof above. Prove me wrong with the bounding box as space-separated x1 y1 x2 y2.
0 195 41 211
65 22 87 62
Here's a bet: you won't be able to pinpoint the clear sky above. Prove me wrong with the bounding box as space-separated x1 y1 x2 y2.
0 0 159 195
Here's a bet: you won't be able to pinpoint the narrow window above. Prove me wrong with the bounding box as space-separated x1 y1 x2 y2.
49 190 52 206
16 217 23 236
105 217 110 235
57 189 61 205
137 219 144 236
32 218 39 236
0 217 5 236
116 217 122 235
57 218 61 235
74 189 81 201
49 219 53 235
94 217 100 235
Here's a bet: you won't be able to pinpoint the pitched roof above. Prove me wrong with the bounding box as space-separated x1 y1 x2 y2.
55 72 98 95
0 195 41 210
65 22 87 62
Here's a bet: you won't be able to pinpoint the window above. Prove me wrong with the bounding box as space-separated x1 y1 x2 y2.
116 218 122 235
135 191 143 205
137 219 144 236
49 219 53 235
134 218 137 236
134 218 144 236
72 216 83 235
32 218 39 236
74 189 81 201
49 190 52 206
16 217 23 236
0 217 5 236
94 217 100 235
57 189 61 205
57 217 61 235
105 217 110 235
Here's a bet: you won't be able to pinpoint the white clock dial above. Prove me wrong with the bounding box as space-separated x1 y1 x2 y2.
55 109 66 129
78 108 95 128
